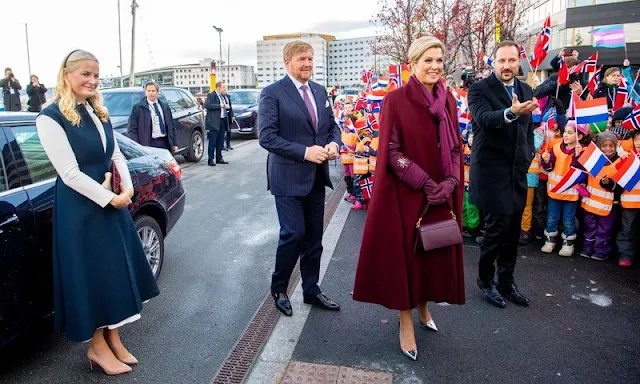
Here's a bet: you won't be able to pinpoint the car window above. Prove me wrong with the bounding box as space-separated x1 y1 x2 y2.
103 91 145 117
116 132 151 160
178 90 196 109
161 90 185 112
8 125 58 184
0 156 6 192
228 91 259 105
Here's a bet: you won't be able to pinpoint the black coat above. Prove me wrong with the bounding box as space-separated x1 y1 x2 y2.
593 82 617 110
533 73 587 114
204 91 234 131
26 83 47 112
467 73 534 215
0 77 22 111
127 98 177 148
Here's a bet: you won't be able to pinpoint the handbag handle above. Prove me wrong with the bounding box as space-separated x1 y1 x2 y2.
416 200 456 229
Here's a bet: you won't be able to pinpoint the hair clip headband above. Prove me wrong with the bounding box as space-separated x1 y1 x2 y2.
64 49 80 68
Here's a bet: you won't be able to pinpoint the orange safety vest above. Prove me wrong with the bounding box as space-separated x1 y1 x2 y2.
547 143 579 201
463 144 471 186
621 150 640 209
539 137 562 181
340 132 357 165
368 137 379 172
354 139 371 175
581 160 618 216
621 138 634 153
528 153 541 174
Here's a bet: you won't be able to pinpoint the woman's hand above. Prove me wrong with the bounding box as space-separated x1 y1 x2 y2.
109 184 134 209
427 179 456 205
541 151 551 163
101 172 112 191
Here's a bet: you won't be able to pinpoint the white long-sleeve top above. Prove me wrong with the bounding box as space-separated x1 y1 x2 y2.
36 105 133 208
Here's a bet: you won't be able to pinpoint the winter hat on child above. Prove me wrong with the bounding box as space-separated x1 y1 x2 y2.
595 131 618 147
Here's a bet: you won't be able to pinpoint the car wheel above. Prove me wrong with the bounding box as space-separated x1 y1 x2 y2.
134 215 164 280
186 130 204 162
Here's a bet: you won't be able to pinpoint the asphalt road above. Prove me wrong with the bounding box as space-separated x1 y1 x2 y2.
0 137 344 383
293 210 640 384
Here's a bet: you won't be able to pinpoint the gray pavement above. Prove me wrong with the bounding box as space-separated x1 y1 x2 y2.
0 137 344 383
292 210 640 384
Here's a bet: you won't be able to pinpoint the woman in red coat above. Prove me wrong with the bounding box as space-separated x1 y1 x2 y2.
353 36 465 361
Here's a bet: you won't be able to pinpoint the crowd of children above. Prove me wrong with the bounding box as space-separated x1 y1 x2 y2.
462 107 640 267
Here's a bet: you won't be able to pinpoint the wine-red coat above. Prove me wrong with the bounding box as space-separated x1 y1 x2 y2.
353 79 466 310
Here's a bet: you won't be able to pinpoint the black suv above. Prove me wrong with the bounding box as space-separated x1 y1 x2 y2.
0 112 186 348
102 87 205 162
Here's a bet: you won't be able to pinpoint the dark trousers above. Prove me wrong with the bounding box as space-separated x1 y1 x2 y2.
583 210 616 256
479 212 522 285
271 167 326 296
533 180 549 236
207 121 226 162
617 208 640 261
225 118 232 148
150 136 170 150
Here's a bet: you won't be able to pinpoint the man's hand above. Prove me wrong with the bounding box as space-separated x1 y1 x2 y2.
173 146 179 153
324 143 339 160
569 81 583 95
224 103 230 110
305 145 330 164
511 94 538 116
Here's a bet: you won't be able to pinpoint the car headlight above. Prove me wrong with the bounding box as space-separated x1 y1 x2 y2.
236 111 253 118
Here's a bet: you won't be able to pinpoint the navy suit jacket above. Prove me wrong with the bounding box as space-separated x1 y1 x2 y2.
258 75 341 197
127 98 177 148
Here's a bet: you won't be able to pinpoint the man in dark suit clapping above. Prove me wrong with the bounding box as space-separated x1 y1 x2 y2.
259 40 342 316
205 82 230 166
467 41 538 309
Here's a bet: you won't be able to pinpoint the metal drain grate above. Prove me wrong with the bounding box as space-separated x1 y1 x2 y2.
212 180 347 383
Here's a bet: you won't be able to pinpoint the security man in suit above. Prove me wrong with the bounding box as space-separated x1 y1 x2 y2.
467 41 538 309
127 81 178 153
258 40 342 316
204 82 231 166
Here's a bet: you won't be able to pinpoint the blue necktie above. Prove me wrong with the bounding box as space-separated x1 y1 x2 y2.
506 85 514 99
153 102 166 134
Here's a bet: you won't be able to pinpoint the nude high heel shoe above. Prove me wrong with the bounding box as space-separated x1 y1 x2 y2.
87 348 133 375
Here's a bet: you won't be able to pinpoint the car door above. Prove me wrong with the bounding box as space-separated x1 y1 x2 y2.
0 124 44 347
176 90 200 150
159 89 189 151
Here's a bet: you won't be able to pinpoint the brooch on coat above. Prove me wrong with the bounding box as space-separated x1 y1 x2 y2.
397 157 409 169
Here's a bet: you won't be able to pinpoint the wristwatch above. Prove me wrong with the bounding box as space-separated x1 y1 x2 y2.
505 107 517 121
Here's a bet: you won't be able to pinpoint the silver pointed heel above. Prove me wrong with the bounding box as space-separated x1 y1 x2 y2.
401 348 418 361
420 319 438 332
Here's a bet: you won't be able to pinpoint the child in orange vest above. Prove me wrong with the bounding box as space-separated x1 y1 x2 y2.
352 128 375 210
541 122 591 257
341 111 358 202
579 132 623 261
616 130 640 267
534 119 563 240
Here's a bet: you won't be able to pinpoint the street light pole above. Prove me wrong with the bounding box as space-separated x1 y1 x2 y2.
129 0 139 87
117 0 124 87
213 25 223 83
24 23 32 76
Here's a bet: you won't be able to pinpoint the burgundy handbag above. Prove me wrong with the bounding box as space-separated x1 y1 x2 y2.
414 201 462 252
111 163 122 194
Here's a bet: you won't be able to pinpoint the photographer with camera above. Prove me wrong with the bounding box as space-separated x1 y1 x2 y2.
1 67 22 111
27 74 47 112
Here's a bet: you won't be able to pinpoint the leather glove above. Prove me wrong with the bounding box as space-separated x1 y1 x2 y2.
429 178 456 205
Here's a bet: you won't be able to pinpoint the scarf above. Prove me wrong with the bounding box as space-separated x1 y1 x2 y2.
411 75 459 177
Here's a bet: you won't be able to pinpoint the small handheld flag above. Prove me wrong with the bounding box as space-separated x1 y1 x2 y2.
479 53 493 69
578 141 611 177
359 176 375 199
551 167 587 194
612 153 640 192
575 97 609 125
622 106 640 130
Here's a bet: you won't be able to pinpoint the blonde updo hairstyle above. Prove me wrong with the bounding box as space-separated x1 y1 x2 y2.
407 36 446 67
52 50 109 126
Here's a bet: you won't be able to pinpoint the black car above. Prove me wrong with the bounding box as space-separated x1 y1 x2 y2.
227 88 260 139
0 112 186 348
102 87 205 162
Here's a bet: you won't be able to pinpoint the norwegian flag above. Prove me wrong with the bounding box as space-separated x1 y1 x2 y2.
623 106 640 130
520 45 529 60
614 77 629 111
479 53 493 69
587 65 603 95
566 90 578 119
358 176 375 200
459 112 471 133
547 108 556 129
361 68 374 84
367 114 380 131
530 16 551 68
450 88 468 117
389 64 410 87
584 52 598 73
355 97 367 112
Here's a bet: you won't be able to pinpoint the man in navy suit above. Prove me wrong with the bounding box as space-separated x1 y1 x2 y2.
259 41 342 316
127 81 178 153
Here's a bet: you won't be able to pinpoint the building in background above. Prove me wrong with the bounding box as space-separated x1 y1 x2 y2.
101 59 255 93
256 33 386 89
256 33 333 89
521 0 640 76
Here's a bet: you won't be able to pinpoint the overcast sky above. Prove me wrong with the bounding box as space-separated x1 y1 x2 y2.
5 0 381 85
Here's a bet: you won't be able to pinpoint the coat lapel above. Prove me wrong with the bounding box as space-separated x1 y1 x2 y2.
282 76 314 131
488 73 513 107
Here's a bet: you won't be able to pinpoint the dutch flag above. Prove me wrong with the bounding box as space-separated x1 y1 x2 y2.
612 153 640 192
578 141 611 177
551 167 587 194
575 97 609 125
480 53 493 69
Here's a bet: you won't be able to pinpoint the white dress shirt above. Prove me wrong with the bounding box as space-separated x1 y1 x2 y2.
36 104 133 208
216 92 227 118
147 98 166 139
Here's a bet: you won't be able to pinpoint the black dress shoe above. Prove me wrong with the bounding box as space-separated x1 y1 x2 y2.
273 293 292 316
497 283 531 306
222 147 228 151
208 160 216 166
217 159 229 164
303 293 340 311
228 146 234 150
477 278 506 308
